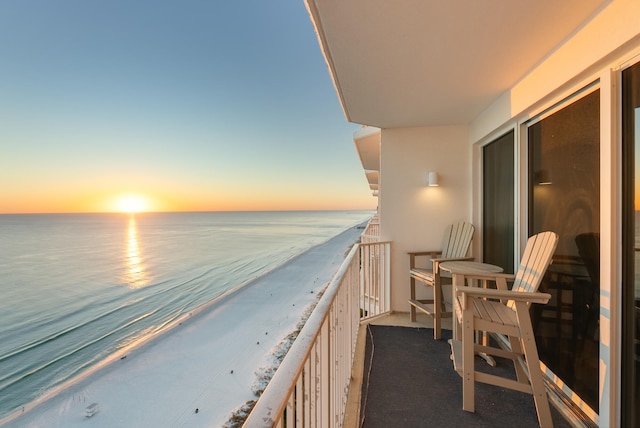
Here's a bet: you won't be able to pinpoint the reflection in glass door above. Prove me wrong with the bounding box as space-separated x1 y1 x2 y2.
622 61 640 428
528 88 600 412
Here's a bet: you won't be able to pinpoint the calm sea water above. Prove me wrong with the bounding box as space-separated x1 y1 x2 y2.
0 210 372 419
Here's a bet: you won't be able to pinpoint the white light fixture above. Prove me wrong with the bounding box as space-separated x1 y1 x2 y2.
427 171 439 187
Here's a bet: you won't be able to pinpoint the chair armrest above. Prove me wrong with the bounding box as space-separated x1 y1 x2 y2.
456 285 551 304
408 250 442 269
407 250 442 256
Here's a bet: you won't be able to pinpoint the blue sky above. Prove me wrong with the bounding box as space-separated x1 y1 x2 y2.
0 1 374 213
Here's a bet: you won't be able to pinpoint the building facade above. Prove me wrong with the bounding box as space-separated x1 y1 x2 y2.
307 0 640 426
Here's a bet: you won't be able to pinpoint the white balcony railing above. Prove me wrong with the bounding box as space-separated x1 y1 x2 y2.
243 239 391 427
359 241 391 319
360 216 380 243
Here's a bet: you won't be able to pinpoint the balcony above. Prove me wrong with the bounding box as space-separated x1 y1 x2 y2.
243 223 577 428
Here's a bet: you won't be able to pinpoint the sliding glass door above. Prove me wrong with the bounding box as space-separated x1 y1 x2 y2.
527 87 600 412
483 131 515 274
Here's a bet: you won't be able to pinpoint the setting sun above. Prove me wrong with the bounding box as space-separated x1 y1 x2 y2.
116 195 148 213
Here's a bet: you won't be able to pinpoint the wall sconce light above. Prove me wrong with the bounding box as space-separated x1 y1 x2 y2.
427 171 439 187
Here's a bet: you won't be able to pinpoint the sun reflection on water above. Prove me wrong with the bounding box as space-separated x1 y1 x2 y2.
125 215 148 288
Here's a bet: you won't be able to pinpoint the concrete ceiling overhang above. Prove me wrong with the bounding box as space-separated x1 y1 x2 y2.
353 126 381 195
306 0 608 128
365 171 379 191
353 126 381 171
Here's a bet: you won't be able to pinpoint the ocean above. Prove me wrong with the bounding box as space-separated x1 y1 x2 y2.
0 210 372 419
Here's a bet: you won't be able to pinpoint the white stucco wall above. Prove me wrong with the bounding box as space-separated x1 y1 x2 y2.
378 126 471 312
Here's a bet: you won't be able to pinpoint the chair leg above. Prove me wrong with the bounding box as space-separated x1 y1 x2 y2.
410 278 417 322
516 303 553 428
508 335 528 383
461 305 475 412
433 282 442 339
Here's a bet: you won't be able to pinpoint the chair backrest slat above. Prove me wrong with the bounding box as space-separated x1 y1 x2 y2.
508 231 558 310
441 221 475 259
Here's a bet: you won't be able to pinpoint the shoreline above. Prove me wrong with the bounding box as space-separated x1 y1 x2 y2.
1 223 365 427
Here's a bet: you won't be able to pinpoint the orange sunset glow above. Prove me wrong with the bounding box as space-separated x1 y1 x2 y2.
0 184 375 214
0 0 378 216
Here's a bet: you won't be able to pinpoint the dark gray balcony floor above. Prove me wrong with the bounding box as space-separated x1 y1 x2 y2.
359 325 573 428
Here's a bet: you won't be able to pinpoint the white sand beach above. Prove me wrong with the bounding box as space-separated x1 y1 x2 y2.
2 225 364 427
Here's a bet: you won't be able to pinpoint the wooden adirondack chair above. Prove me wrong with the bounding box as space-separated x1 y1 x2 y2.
451 231 558 428
408 221 475 339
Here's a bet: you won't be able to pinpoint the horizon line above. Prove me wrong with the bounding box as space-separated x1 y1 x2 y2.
0 208 377 216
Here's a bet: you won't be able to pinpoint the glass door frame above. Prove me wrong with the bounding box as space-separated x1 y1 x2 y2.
621 56 640 428
517 81 602 424
525 81 601 413
481 129 516 274
474 124 521 272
